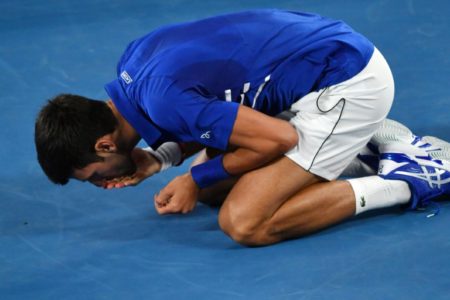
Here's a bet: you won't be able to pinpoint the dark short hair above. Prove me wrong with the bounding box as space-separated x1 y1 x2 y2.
35 94 118 184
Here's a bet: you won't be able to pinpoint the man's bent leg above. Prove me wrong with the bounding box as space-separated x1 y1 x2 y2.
218 157 353 246
218 156 410 246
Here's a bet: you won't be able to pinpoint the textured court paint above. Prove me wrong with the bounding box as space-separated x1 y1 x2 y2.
0 0 449 299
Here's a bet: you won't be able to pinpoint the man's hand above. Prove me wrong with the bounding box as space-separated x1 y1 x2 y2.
154 173 199 214
104 148 162 189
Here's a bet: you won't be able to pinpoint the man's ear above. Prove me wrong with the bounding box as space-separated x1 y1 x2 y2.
94 136 117 153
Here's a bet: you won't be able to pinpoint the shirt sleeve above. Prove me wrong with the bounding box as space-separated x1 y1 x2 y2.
134 77 239 151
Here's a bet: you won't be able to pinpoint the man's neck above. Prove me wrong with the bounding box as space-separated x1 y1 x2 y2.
107 100 141 150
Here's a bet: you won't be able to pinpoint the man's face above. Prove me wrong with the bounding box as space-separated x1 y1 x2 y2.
72 152 136 187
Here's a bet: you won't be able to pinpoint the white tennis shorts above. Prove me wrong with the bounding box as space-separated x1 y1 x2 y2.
285 48 394 180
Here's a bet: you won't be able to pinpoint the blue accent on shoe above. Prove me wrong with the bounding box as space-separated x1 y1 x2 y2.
379 152 450 212
411 136 422 145
416 155 432 160
380 152 416 164
419 143 432 148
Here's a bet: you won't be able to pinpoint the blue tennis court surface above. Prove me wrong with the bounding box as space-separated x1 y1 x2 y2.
1 0 449 299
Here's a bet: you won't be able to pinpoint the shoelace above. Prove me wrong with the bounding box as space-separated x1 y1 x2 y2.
417 200 441 218
427 201 441 218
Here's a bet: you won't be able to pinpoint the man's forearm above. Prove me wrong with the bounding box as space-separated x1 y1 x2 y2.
190 105 298 188
222 144 288 175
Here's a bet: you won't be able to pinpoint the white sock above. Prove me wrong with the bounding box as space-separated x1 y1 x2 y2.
347 176 411 215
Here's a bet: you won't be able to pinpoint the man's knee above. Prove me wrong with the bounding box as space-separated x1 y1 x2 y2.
218 205 273 246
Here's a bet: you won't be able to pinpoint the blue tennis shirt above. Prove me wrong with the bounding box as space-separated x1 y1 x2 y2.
105 9 374 150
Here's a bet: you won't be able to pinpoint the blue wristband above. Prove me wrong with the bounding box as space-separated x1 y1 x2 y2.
190 154 231 189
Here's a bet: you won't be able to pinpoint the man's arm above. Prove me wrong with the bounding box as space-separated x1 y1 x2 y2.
154 106 298 214
103 141 206 189
188 105 298 189
223 105 298 175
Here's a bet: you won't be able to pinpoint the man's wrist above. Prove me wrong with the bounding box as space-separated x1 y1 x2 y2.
190 154 231 189
146 152 163 173
143 142 183 171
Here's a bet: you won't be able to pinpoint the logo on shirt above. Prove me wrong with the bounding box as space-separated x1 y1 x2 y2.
120 71 133 84
200 131 211 139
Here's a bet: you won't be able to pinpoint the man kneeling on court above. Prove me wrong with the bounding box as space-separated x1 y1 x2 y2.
35 9 450 246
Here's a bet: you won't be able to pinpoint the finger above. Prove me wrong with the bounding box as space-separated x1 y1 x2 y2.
156 193 185 214
154 194 170 208
154 194 162 206
121 176 143 187
110 178 134 188
104 181 124 189
154 195 169 206
157 203 179 215
154 197 165 214
154 197 176 215
103 175 135 189
155 190 173 205
105 182 117 189
114 182 127 188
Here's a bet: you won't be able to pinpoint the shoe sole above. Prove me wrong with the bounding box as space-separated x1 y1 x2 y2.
372 119 450 161
370 119 415 146
422 136 450 161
